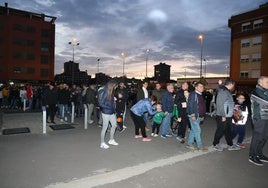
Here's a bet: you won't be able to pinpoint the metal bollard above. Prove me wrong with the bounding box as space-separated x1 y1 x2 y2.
84 104 88 129
23 99 26 111
42 106 46 134
71 102 75 123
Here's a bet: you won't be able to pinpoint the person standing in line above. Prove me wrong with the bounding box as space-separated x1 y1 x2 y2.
212 78 241 152
82 83 96 125
152 82 164 103
174 82 190 143
249 76 268 166
44 82 58 124
130 95 157 141
161 83 174 139
115 91 125 132
58 83 70 122
26 84 33 110
115 81 129 129
136 80 149 102
186 82 207 151
99 79 119 149
136 80 150 129
231 93 248 149
151 103 165 137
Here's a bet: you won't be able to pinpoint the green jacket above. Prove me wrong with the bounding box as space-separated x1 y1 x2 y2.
153 111 165 124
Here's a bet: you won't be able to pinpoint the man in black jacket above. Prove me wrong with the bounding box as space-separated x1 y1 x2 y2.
44 82 58 124
249 76 268 166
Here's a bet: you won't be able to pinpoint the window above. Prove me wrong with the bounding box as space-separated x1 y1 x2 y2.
252 36 262 46
41 55 49 64
253 19 263 29
240 55 249 63
242 22 251 32
252 53 261 62
40 69 49 77
13 24 24 31
13 67 21 73
27 67 35 74
41 42 50 52
41 29 51 38
13 24 35 33
241 39 250 48
27 26 36 33
27 54 35 60
240 72 249 78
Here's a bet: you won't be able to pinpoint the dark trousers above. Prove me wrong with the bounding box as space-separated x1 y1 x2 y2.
177 117 189 138
249 119 268 157
152 122 160 134
131 111 147 138
231 124 246 144
213 116 233 146
47 104 56 122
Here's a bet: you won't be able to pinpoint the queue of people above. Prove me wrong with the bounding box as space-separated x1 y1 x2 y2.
1 76 267 167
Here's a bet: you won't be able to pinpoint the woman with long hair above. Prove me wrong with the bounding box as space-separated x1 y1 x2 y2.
99 79 118 149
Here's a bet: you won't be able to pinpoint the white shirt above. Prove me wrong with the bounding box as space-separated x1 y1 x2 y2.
142 87 148 98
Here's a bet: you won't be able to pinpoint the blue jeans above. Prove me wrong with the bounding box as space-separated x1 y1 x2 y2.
161 112 172 135
58 104 68 119
187 117 203 148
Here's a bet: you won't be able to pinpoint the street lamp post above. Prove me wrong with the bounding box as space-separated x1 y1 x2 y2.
68 38 79 84
145 49 150 78
121 52 125 76
198 35 204 78
97 58 100 73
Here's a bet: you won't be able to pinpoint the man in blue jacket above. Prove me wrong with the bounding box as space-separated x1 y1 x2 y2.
161 83 174 138
249 76 268 166
186 82 206 151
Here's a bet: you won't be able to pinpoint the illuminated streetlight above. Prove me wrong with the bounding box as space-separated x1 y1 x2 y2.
198 34 204 78
68 38 79 84
121 52 125 76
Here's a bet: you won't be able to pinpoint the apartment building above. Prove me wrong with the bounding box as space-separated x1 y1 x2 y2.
228 3 268 89
0 3 56 84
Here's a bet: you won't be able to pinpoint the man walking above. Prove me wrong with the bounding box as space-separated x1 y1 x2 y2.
212 78 240 151
249 76 268 166
186 82 207 151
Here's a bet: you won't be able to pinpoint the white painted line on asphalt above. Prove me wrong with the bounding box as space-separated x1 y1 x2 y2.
45 148 213 188
45 138 252 188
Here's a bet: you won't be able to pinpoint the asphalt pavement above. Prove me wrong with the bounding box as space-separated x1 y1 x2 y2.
0 108 267 188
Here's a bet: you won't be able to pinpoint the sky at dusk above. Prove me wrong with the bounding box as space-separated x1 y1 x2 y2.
3 0 267 79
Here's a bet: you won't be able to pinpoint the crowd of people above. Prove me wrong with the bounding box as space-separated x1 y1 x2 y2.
1 76 268 166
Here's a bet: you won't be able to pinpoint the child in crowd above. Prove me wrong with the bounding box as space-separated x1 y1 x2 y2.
116 92 125 132
152 103 165 137
231 93 248 149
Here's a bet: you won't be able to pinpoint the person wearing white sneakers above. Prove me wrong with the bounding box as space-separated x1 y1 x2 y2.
130 95 157 141
99 80 119 149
